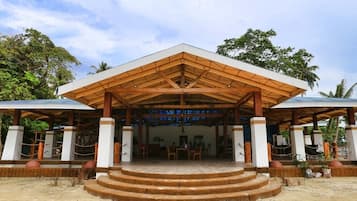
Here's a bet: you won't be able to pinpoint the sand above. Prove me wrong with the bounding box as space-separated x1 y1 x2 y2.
0 177 356 201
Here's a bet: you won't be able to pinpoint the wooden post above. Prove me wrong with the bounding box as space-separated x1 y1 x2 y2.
223 117 227 151
125 108 132 126
68 111 74 126
114 142 121 164
37 142 44 160
13 109 21 125
103 92 112 117
138 113 143 146
347 108 356 125
324 142 330 159
267 142 272 162
244 142 252 163
145 123 150 146
313 114 318 130
234 107 240 124
291 111 299 125
215 124 219 157
94 143 98 161
253 91 263 117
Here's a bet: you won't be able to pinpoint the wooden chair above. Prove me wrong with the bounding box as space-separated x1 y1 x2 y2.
192 146 202 160
167 146 176 160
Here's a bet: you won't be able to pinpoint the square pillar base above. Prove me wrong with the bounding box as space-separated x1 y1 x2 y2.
1 126 24 160
97 118 115 168
313 130 324 153
122 126 134 162
250 117 269 168
61 126 77 161
290 125 306 161
346 125 357 160
44 131 55 159
232 125 245 162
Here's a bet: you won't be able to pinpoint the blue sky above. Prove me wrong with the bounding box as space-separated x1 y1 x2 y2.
0 0 357 97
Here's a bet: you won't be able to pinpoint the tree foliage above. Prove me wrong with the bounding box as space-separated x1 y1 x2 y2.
319 79 357 143
217 29 319 89
89 61 111 74
0 28 80 100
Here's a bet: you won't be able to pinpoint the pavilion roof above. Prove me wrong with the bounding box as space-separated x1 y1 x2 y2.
58 43 308 110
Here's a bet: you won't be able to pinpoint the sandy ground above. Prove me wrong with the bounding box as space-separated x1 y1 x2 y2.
0 177 356 201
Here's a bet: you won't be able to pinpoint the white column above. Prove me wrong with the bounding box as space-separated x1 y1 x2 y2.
43 130 55 159
61 126 76 161
97 118 115 168
304 135 312 145
1 126 24 160
250 117 269 168
313 130 324 153
290 125 306 161
232 125 245 162
122 126 133 162
346 125 357 160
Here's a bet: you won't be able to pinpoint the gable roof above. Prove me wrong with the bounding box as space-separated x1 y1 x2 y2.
58 43 308 109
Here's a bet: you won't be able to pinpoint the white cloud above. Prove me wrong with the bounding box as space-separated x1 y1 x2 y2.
0 0 356 98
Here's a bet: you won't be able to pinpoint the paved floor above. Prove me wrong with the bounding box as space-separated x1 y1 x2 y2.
118 160 246 174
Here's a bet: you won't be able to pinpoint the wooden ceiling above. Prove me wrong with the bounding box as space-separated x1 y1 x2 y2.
61 51 306 110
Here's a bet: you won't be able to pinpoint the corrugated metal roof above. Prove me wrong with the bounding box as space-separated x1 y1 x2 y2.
273 97 357 108
0 99 94 110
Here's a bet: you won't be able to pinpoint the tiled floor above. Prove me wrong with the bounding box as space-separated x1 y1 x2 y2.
118 160 247 174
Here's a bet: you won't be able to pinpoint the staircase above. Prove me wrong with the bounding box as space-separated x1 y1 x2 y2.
84 167 281 201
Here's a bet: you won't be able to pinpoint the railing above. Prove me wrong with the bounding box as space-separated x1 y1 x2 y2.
74 143 96 160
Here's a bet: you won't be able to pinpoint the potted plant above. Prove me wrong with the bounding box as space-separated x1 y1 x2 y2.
319 153 331 178
293 154 311 177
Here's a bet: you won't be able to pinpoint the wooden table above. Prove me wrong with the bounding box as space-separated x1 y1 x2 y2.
176 148 190 160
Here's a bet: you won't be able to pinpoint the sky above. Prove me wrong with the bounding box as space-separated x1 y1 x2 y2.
0 0 357 97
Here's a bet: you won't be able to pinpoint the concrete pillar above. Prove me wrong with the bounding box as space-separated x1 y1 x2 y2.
97 118 115 168
43 131 55 159
1 126 24 160
250 117 269 168
61 126 76 161
313 130 324 153
276 135 288 146
232 125 244 162
121 126 133 162
304 135 312 145
290 125 306 161
346 125 357 160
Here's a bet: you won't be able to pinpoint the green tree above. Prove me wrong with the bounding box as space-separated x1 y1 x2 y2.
0 28 80 149
89 61 111 74
0 28 80 99
319 79 357 143
217 29 319 89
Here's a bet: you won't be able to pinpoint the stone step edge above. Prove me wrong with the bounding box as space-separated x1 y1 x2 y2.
84 180 281 201
109 170 257 187
97 175 268 195
120 167 244 179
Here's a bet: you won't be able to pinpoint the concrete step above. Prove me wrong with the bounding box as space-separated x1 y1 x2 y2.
85 179 281 201
120 167 244 179
97 175 268 195
109 170 256 187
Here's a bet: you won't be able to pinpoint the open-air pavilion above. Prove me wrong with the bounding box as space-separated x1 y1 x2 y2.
1 44 357 168
1 43 357 200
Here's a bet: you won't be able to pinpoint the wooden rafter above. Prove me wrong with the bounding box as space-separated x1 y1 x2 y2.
182 58 291 97
112 93 130 107
158 71 180 88
74 57 183 99
112 87 246 94
186 70 209 88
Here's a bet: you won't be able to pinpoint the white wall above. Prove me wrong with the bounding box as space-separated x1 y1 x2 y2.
133 125 233 157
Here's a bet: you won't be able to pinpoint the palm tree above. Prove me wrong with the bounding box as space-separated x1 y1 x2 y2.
89 61 112 74
319 79 357 143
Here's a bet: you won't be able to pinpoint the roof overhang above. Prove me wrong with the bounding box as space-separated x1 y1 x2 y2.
58 43 308 109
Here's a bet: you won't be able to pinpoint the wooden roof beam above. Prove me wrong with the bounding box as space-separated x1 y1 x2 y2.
112 93 130 107
182 59 291 97
158 71 180 88
113 87 246 94
186 70 209 88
